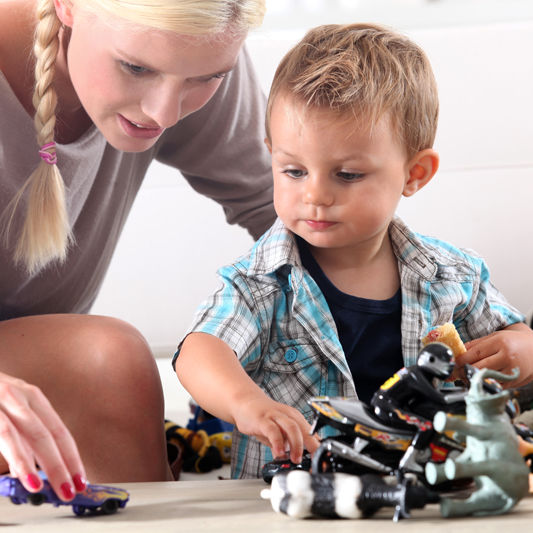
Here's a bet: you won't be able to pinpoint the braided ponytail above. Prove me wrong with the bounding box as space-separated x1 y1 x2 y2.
2 0 72 274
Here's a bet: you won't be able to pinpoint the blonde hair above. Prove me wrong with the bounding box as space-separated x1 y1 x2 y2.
5 0 265 274
266 23 439 159
84 0 265 35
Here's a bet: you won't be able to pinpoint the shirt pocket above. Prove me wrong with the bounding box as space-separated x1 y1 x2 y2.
261 339 324 419
263 339 317 373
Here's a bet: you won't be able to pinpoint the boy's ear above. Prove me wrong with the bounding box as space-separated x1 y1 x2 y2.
403 149 439 197
264 137 272 154
53 0 74 27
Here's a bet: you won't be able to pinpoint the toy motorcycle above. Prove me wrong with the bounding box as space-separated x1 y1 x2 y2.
308 395 465 483
307 391 533 482
262 344 533 484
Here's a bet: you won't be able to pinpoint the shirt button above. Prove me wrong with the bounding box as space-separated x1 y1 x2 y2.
284 349 297 363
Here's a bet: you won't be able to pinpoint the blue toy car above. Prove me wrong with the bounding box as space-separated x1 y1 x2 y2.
0 474 129 516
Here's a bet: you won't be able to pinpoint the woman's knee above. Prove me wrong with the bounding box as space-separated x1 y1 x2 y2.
63 315 164 411
0 314 163 414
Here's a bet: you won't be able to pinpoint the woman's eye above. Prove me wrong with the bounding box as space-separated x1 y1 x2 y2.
282 169 306 179
209 72 228 80
120 61 149 76
338 171 364 181
193 72 228 84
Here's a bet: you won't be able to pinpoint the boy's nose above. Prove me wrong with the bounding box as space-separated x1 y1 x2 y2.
303 176 334 206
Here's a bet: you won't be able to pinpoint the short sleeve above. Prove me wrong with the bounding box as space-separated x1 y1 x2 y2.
155 46 276 240
172 263 264 369
456 256 525 341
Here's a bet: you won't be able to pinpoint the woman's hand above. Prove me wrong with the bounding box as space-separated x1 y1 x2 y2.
230 393 319 464
459 323 533 387
0 372 86 500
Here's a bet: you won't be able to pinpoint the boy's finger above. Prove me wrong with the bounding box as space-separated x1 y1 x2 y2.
278 418 304 464
304 433 320 454
260 419 287 459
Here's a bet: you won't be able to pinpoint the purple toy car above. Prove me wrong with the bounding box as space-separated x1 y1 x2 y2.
0 474 129 516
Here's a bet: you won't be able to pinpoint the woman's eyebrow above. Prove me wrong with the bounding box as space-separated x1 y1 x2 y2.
190 63 237 80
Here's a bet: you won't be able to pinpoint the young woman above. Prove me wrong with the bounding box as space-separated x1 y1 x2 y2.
0 0 274 499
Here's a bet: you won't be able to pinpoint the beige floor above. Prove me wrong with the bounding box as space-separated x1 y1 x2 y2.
3 478 533 532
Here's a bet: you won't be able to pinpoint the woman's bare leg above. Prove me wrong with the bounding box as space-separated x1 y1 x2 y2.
0 314 171 482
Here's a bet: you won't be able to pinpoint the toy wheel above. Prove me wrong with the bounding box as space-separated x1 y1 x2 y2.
101 499 119 514
72 505 87 516
524 454 533 473
312 448 336 473
28 493 46 506
10 497 22 505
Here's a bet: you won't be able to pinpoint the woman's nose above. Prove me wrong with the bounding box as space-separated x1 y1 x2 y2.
141 85 183 129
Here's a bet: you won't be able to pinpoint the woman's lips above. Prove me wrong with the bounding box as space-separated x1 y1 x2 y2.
305 220 336 230
118 114 163 139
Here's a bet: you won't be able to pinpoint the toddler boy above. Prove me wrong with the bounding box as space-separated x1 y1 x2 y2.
174 23 532 478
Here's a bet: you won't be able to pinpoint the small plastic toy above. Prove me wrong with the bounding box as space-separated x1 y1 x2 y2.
0 474 129 516
261 470 439 521
425 367 530 517
165 420 228 475
306 346 467 484
261 453 313 484
302 344 533 485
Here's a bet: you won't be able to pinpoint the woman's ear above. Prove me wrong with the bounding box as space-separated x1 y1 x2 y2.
403 149 439 197
53 0 74 27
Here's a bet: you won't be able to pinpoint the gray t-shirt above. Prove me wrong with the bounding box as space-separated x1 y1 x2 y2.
0 48 275 319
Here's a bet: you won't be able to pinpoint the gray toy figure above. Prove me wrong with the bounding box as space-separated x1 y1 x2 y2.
425 367 529 517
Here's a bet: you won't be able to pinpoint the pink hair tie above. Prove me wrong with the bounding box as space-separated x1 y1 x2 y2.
39 142 58 165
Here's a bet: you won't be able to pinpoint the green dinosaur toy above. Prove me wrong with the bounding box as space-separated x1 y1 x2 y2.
425 367 529 517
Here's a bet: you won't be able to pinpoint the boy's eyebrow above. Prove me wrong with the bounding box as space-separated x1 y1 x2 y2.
272 146 370 163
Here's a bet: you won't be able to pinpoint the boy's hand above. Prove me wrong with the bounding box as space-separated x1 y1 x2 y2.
458 323 533 387
230 395 319 464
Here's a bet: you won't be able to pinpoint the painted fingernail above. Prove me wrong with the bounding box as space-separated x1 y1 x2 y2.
73 473 87 492
60 482 75 500
26 473 41 491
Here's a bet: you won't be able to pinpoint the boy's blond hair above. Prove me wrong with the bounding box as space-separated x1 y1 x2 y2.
266 23 439 159
3 0 265 274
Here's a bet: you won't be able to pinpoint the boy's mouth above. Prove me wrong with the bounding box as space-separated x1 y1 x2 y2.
305 220 336 230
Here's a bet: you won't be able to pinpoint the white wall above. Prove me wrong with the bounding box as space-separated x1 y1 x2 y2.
92 4 533 363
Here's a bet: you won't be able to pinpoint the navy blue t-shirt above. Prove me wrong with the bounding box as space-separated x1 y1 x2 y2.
297 237 404 403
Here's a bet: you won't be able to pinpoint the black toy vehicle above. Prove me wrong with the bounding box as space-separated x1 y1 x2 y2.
261 453 313 483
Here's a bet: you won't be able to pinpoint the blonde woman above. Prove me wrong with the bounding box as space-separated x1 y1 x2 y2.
0 0 273 499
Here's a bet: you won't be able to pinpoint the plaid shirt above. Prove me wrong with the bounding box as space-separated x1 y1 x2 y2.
175 217 524 478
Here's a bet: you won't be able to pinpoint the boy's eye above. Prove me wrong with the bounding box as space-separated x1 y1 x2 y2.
282 169 306 179
337 171 364 181
120 61 150 76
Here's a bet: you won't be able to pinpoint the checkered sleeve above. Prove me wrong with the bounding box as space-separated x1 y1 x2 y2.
173 261 265 369
455 253 525 341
